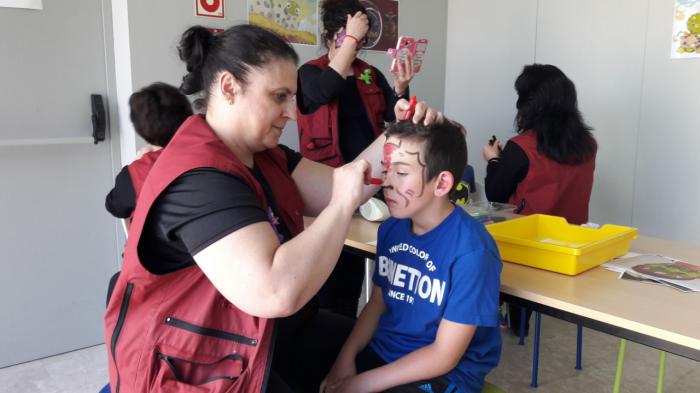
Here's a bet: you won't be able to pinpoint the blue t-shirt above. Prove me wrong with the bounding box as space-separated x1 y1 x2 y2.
369 206 502 393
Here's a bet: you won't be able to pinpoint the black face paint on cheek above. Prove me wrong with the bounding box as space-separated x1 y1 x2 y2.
395 188 410 207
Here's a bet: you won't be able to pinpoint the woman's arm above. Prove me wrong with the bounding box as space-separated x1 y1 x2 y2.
331 319 476 393
327 12 369 77
193 160 370 318
484 141 529 203
293 99 444 216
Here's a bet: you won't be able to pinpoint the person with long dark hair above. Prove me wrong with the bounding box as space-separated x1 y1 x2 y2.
296 0 415 319
103 24 441 393
482 64 597 225
482 64 597 336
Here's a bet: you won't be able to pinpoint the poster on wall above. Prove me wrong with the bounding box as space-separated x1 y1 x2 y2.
248 0 319 46
359 0 398 52
196 0 225 18
0 0 42 10
671 0 700 59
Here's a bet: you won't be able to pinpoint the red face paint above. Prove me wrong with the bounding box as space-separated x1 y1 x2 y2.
383 143 399 171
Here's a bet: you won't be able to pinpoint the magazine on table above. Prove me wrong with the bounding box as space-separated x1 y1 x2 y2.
602 254 700 292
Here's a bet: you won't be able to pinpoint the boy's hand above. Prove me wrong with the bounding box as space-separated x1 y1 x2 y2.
394 98 444 125
320 358 357 393
326 375 367 393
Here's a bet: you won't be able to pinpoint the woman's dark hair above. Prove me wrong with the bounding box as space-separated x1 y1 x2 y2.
320 0 366 48
178 24 299 100
129 82 193 147
384 119 467 192
514 64 596 165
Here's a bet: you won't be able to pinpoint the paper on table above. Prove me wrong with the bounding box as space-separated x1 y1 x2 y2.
605 254 700 292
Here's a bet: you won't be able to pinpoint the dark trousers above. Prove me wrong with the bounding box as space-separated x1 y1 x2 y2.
271 308 355 392
318 251 365 319
355 347 462 393
507 303 532 336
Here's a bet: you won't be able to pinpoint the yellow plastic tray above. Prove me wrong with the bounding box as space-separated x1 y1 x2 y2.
486 214 638 275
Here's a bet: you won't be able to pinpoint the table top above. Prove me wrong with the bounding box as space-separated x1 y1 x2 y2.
311 215 700 353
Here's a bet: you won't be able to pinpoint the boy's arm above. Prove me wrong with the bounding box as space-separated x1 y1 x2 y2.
339 319 476 393
338 286 386 361
323 286 385 389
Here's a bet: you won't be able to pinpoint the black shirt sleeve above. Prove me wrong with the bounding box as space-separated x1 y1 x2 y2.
485 141 529 203
278 144 303 173
139 168 269 274
105 166 136 218
297 64 346 114
372 67 408 123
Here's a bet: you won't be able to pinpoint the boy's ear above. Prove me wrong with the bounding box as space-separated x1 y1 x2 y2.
433 171 454 197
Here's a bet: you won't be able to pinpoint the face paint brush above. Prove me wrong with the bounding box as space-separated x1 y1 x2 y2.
403 95 417 121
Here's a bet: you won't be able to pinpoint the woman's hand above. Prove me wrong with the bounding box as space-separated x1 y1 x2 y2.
392 54 414 96
394 98 444 126
329 159 372 214
345 11 369 42
482 138 502 161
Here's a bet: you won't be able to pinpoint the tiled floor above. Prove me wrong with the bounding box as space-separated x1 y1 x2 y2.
1 315 698 392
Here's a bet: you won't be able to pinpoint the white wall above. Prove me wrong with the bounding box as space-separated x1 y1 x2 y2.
122 0 447 151
632 0 700 243
445 0 700 244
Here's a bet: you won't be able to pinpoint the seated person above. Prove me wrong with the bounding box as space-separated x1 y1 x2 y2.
482 64 597 335
105 82 193 220
321 119 502 393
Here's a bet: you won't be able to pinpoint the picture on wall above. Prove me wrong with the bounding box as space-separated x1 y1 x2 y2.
248 0 319 46
671 0 700 59
359 0 398 52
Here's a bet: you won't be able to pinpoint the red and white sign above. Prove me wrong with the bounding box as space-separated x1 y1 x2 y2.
196 0 224 18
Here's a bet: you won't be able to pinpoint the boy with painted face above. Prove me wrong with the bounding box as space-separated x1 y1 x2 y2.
321 120 502 393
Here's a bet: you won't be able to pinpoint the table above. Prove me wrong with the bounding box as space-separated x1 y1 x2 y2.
320 215 700 362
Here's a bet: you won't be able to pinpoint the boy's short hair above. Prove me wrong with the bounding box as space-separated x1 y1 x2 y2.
129 82 193 147
384 119 467 191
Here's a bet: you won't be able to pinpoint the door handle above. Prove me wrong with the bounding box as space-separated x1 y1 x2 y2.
91 94 106 144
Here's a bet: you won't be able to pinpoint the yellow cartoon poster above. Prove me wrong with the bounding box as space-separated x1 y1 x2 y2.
248 0 318 46
671 0 700 59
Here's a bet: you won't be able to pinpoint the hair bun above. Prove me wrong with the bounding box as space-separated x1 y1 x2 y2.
178 26 215 95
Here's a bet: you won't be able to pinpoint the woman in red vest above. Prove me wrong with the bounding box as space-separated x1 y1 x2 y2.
482 63 597 335
296 0 415 319
482 64 597 224
104 24 440 393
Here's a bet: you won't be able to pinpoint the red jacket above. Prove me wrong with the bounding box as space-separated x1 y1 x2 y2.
508 129 596 225
126 149 162 203
296 55 386 167
104 115 304 392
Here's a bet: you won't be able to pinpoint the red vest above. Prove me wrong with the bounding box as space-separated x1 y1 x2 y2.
104 115 305 393
296 55 386 167
508 130 596 225
126 149 162 203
